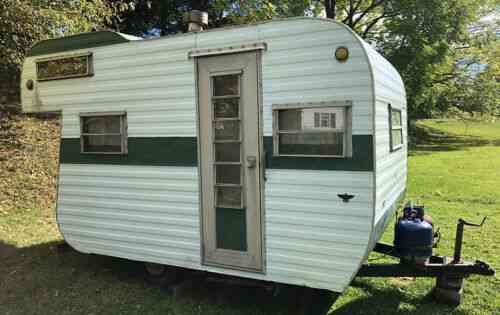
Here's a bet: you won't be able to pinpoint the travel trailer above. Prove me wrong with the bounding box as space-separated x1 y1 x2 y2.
21 17 407 312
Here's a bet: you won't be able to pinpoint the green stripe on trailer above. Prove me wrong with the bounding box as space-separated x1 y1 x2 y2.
60 137 198 166
60 135 373 171
28 31 138 57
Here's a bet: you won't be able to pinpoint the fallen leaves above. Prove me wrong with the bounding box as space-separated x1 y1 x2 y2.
0 105 60 217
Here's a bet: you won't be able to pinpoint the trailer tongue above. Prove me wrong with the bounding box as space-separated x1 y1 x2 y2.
357 206 495 305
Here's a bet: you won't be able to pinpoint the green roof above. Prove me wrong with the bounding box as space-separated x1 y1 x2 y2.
28 31 142 57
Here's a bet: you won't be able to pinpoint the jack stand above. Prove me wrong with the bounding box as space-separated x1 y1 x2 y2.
434 274 464 305
434 217 486 305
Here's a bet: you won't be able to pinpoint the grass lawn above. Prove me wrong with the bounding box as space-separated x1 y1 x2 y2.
1 119 499 314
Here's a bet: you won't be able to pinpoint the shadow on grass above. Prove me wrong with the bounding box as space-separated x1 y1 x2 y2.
331 280 467 315
0 241 471 315
409 124 500 156
0 241 297 315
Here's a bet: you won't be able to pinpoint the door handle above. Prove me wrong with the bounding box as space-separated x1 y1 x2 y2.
246 156 257 169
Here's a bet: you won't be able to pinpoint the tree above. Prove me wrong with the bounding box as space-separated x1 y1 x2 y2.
1 0 120 72
1 0 121 105
432 28 499 118
106 0 313 35
317 0 494 118
33 0 116 36
0 0 48 73
322 0 398 39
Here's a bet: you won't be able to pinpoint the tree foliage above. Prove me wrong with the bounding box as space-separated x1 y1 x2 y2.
0 0 48 72
33 0 116 36
371 0 483 117
1 0 118 72
106 0 315 35
318 0 497 118
431 28 500 118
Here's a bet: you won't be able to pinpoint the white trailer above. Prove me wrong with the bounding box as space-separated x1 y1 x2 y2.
21 17 407 304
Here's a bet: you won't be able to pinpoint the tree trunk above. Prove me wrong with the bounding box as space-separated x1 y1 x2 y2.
324 0 335 19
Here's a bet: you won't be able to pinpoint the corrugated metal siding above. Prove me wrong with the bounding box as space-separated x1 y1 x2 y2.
362 43 407 227
263 169 373 291
58 164 373 292
57 164 202 268
24 18 378 292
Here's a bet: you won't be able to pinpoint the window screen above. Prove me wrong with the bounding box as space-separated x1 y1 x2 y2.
37 54 92 81
389 105 403 151
80 113 127 154
273 106 350 157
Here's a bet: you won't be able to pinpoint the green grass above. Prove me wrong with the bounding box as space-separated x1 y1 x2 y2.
1 119 499 314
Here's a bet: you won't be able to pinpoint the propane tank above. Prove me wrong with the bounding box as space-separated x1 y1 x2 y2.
394 202 434 264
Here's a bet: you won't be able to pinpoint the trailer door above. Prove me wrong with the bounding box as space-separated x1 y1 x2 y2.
197 51 263 271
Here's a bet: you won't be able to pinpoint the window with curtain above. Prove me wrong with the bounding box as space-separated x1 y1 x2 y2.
273 105 351 157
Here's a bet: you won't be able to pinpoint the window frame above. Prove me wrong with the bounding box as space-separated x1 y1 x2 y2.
389 104 403 152
36 52 93 82
272 101 352 158
79 111 128 155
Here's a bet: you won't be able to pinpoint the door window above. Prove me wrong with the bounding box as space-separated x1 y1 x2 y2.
212 74 243 210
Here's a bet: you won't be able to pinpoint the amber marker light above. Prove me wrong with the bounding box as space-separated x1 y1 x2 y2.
26 79 34 90
335 46 349 62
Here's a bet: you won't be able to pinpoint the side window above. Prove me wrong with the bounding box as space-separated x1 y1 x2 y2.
36 53 93 81
80 112 127 154
389 104 403 151
273 103 352 157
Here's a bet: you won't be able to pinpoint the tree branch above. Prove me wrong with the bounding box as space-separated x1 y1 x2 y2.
324 0 334 19
348 0 355 26
351 0 386 28
362 10 398 38
352 0 363 13
432 75 457 85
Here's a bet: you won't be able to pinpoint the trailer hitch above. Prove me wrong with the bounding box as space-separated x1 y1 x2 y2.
357 216 494 305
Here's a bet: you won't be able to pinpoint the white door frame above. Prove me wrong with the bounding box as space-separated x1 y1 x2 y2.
195 51 265 272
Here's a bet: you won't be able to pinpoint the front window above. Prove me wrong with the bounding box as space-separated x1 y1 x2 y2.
80 112 127 154
273 103 351 157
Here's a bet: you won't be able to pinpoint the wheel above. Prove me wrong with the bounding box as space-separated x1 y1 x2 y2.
297 288 339 315
143 263 182 286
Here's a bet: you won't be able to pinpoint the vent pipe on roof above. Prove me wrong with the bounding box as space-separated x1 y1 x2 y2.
184 10 208 32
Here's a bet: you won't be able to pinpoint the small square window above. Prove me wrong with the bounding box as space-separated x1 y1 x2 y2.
80 112 127 154
273 103 351 157
389 105 403 151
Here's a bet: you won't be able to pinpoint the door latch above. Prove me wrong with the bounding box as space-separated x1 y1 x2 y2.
246 156 257 169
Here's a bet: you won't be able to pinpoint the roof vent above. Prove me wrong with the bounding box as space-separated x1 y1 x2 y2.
184 10 208 32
